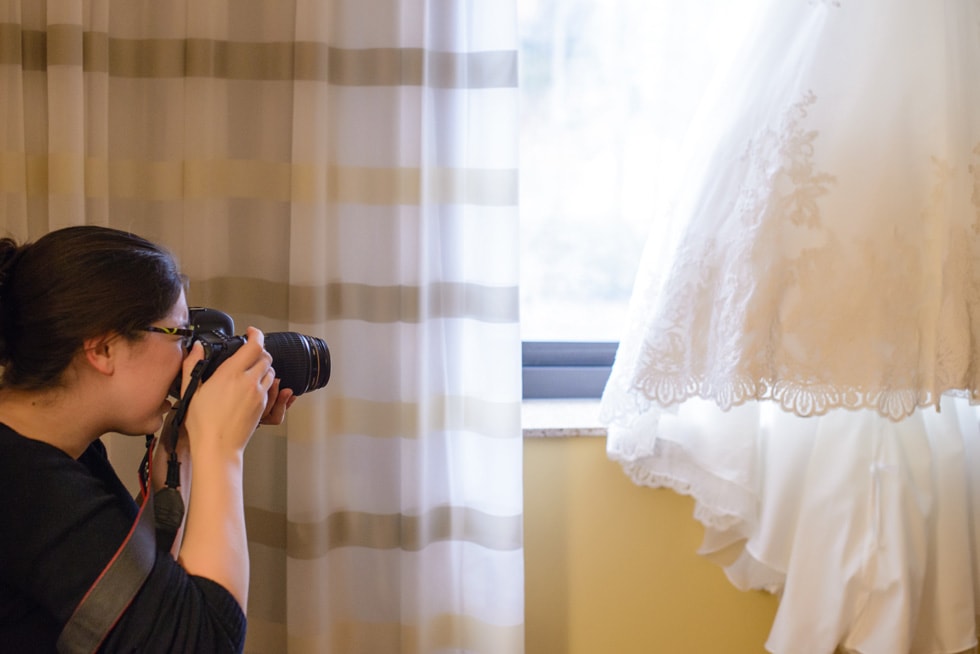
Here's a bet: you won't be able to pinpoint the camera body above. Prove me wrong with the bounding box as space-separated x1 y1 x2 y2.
189 307 247 380
169 307 331 398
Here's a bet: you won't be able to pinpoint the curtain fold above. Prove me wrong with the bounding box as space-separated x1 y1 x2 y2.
0 1 524 652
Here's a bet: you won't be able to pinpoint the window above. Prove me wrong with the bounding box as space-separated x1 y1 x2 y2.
519 0 764 398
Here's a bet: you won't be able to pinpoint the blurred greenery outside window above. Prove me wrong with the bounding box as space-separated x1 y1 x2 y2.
519 0 761 398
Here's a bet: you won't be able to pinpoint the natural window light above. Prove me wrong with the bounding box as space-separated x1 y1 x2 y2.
519 0 766 399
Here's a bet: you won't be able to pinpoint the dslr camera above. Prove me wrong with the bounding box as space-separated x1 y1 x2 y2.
170 307 331 397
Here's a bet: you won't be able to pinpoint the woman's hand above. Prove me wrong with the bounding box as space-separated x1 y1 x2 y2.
175 326 275 608
181 326 275 455
259 378 296 426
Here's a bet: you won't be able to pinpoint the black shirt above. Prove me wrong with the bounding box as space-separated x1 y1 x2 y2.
0 425 246 652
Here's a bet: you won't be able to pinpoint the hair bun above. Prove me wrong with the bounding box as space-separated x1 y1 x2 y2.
0 237 22 287
0 236 25 363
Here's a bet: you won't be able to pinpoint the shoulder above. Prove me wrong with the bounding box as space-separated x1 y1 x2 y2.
0 423 82 485
0 424 108 504
0 426 137 624
0 425 134 551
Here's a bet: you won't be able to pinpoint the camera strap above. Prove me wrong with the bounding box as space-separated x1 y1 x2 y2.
56 359 209 653
55 441 159 654
154 357 207 551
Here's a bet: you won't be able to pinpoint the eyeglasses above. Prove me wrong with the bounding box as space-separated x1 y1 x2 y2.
142 325 197 351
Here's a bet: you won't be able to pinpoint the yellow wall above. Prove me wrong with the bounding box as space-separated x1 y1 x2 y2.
524 435 778 654
113 426 779 653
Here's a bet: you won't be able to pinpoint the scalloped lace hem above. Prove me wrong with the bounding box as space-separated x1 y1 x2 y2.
611 373 978 423
608 435 757 533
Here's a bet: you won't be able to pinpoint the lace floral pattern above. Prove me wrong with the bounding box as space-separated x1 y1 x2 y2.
603 90 980 423
601 4 980 652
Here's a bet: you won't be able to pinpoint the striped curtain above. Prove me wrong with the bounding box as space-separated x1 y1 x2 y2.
0 1 524 652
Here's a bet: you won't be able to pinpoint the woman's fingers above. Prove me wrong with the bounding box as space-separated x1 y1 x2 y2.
181 327 277 448
259 380 295 425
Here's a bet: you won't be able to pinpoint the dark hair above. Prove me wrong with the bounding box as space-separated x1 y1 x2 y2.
0 226 184 390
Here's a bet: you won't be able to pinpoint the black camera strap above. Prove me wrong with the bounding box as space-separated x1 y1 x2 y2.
154 357 207 552
55 444 158 654
56 359 209 653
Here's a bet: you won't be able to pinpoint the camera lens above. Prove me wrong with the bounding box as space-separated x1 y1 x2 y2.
168 320 332 399
264 332 331 396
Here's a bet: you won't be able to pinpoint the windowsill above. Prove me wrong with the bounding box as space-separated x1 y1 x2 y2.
521 399 606 438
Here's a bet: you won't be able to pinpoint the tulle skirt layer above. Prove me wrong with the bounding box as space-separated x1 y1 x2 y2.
602 1 980 651
607 397 980 654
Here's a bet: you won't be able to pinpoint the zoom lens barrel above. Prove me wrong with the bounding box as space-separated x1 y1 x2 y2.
175 308 331 398
263 332 331 396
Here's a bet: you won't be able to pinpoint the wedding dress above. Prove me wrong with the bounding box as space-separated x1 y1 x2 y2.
600 1 980 652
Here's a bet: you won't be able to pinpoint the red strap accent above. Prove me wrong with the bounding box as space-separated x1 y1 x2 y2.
56 443 159 654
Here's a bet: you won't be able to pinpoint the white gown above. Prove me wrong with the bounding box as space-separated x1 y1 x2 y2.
601 1 980 652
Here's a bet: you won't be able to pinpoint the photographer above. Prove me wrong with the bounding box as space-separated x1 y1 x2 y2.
0 226 294 652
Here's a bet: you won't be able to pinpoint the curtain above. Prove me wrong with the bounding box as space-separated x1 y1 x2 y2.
0 1 524 652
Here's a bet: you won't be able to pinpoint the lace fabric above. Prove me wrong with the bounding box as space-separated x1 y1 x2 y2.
601 0 980 425
601 1 980 652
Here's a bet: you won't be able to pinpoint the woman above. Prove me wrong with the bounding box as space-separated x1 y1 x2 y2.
0 225 294 652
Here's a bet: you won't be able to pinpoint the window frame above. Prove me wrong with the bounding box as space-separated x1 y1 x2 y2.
522 341 617 399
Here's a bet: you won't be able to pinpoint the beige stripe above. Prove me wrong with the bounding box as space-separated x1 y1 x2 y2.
20 29 44 70
247 505 523 558
325 396 521 441
0 153 26 193
15 158 111 199
26 156 49 196
107 159 294 202
246 614 523 654
7 28 517 88
322 615 524 654
13 157 517 206
0 23 22 65
83 30 108 71
246 541 288 623
44 24 83 66
191 277 519 324
17 154 86 195
242 618 286 653
0 24 87 68
183 159 295 200
326 47 518 88
328 166 518 206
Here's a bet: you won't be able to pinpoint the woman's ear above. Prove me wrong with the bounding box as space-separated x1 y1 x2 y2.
82 334 118 376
